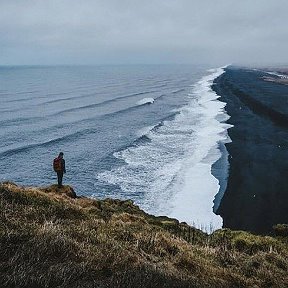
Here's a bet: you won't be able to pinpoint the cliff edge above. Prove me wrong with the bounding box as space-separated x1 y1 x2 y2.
0 182 287 287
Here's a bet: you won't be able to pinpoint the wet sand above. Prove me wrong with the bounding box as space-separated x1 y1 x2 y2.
212 67 288 234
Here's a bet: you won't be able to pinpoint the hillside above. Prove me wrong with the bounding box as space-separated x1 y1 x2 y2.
0 182 287 288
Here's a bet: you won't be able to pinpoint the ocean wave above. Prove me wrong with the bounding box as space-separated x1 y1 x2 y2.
115 112 181 150
0 116 43 127
52 91 157 116
97 66 231 232
136 98 154 105
0 94 165 147
171 88 186 94
41 92 101 105
15 90 40 95
0 128 97 159
0 91 161 130
5 94 49 103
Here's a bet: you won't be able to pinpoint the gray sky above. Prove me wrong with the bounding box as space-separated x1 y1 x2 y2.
1 0 288 65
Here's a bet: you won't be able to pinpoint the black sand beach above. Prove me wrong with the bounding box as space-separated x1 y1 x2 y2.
213 66 288 234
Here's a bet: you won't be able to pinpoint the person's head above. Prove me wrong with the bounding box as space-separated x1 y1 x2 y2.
59 152 64 158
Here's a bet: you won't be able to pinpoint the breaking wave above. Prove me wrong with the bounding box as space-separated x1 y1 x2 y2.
97 67 232 232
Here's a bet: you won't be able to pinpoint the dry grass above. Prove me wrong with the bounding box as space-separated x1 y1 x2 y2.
0 182 287 288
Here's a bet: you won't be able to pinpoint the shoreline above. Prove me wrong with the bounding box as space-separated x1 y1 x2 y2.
211 139 231 213
168 67 230 232
168 68 226 233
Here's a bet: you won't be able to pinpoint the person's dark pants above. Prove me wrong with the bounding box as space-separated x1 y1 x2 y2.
57 172 64 187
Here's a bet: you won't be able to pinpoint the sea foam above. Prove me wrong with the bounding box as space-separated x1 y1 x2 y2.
136 98 155 105
97 67 231 232
167 67 232 232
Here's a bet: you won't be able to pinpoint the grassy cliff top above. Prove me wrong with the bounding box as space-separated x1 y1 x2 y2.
0 182 287 288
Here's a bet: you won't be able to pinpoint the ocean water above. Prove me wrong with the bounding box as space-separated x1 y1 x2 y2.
0 65 230 231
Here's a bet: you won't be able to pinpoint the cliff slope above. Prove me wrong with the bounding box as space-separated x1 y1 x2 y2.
0 182 287 288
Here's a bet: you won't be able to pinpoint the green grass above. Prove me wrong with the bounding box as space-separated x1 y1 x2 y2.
0 182 287 288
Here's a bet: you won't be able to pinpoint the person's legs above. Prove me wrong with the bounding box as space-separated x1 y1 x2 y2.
57 172 63 187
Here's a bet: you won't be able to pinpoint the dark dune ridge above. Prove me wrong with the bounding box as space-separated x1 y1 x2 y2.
213 66 288 234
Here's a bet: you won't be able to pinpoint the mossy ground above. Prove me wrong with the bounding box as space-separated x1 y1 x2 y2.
0 182 287 288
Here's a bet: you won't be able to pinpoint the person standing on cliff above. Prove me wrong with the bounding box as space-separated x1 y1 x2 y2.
53 152 66 188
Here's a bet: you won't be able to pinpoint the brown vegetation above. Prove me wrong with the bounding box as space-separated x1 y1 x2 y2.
0 182 287 287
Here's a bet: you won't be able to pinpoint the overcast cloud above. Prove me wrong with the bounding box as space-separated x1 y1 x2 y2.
0 0 288 65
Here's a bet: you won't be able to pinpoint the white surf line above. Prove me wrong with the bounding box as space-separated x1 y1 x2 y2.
167 66 231 233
